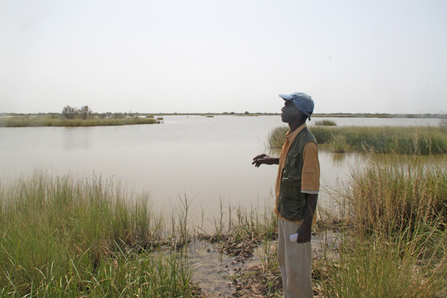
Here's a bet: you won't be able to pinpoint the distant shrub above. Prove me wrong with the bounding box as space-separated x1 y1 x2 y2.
61 105 92 120
61 105 77 119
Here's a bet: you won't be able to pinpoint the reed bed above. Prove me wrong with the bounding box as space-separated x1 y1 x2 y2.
268 125 447 154
315 158 447 297
0 116 159 127
339 158 447 235
318 229 447 298
0 171 198 297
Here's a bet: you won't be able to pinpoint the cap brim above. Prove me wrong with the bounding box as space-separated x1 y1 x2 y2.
278 94 291 100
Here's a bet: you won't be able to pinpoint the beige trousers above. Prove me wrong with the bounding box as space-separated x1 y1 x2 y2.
277 218 313 298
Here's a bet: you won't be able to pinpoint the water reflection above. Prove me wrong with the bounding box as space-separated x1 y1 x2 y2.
63 127 92 151
330 152 348 165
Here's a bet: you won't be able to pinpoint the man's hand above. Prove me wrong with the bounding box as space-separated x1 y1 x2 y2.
296 193 318 244
252 154 279 167
296 221 312 243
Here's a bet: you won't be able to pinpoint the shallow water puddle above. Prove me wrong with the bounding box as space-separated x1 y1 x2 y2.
187 231 340 297
187 240 262 297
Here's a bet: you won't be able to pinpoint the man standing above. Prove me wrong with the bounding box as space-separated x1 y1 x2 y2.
252 92 320 298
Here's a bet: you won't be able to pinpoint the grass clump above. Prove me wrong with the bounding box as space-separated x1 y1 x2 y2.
314 119 337 126
268 126 289 149
0 171 199 297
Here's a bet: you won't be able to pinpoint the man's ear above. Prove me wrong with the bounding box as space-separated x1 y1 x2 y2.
292 107 298 116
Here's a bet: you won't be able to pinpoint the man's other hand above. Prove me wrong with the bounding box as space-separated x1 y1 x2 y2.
252 154 279 167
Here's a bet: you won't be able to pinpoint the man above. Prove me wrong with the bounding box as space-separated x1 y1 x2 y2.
252 92 320 298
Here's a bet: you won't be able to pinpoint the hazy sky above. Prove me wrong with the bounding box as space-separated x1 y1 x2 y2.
1 1 446 114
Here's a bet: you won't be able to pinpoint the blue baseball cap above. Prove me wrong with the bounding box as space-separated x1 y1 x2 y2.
279 92 314 120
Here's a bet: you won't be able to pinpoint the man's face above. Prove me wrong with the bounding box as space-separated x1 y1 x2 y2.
281 100 299 123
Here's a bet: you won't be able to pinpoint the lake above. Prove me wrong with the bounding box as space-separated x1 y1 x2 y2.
0 115 442 229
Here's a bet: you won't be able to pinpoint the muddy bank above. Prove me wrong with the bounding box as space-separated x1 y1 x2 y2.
190 229 340 297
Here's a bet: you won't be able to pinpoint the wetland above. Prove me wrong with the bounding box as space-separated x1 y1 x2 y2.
1 115 446 297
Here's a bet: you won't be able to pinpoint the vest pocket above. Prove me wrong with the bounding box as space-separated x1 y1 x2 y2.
284 152 302 180
278 177 307 222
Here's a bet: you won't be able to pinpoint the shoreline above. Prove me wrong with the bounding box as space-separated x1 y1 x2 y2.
1 112 446 118
0 116 161 127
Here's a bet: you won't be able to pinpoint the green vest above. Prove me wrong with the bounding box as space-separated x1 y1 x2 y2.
277 127 317 222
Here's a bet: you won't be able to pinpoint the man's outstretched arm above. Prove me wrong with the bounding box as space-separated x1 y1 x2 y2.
252 154 279 167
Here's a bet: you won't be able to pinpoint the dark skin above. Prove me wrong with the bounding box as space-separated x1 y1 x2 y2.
252 100 318 244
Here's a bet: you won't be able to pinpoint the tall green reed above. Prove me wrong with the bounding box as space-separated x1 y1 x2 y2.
339 158 447 236
319 227 447 298
317 158 447 297
0 170 197 297
1 247 198 297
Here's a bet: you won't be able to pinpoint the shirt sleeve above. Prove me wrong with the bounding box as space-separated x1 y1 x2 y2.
301 142 320 194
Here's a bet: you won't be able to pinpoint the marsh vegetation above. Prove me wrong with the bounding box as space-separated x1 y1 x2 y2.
0 106 161 127
0 171 199 297
2 156 446 297
0 115 160 127
269 125 447 154
315 157 447 297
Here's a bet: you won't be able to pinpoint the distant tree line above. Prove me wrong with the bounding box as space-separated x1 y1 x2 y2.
60 106 143 120
61 105 93 120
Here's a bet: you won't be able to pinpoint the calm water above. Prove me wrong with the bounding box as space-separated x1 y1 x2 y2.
0 115 442 227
